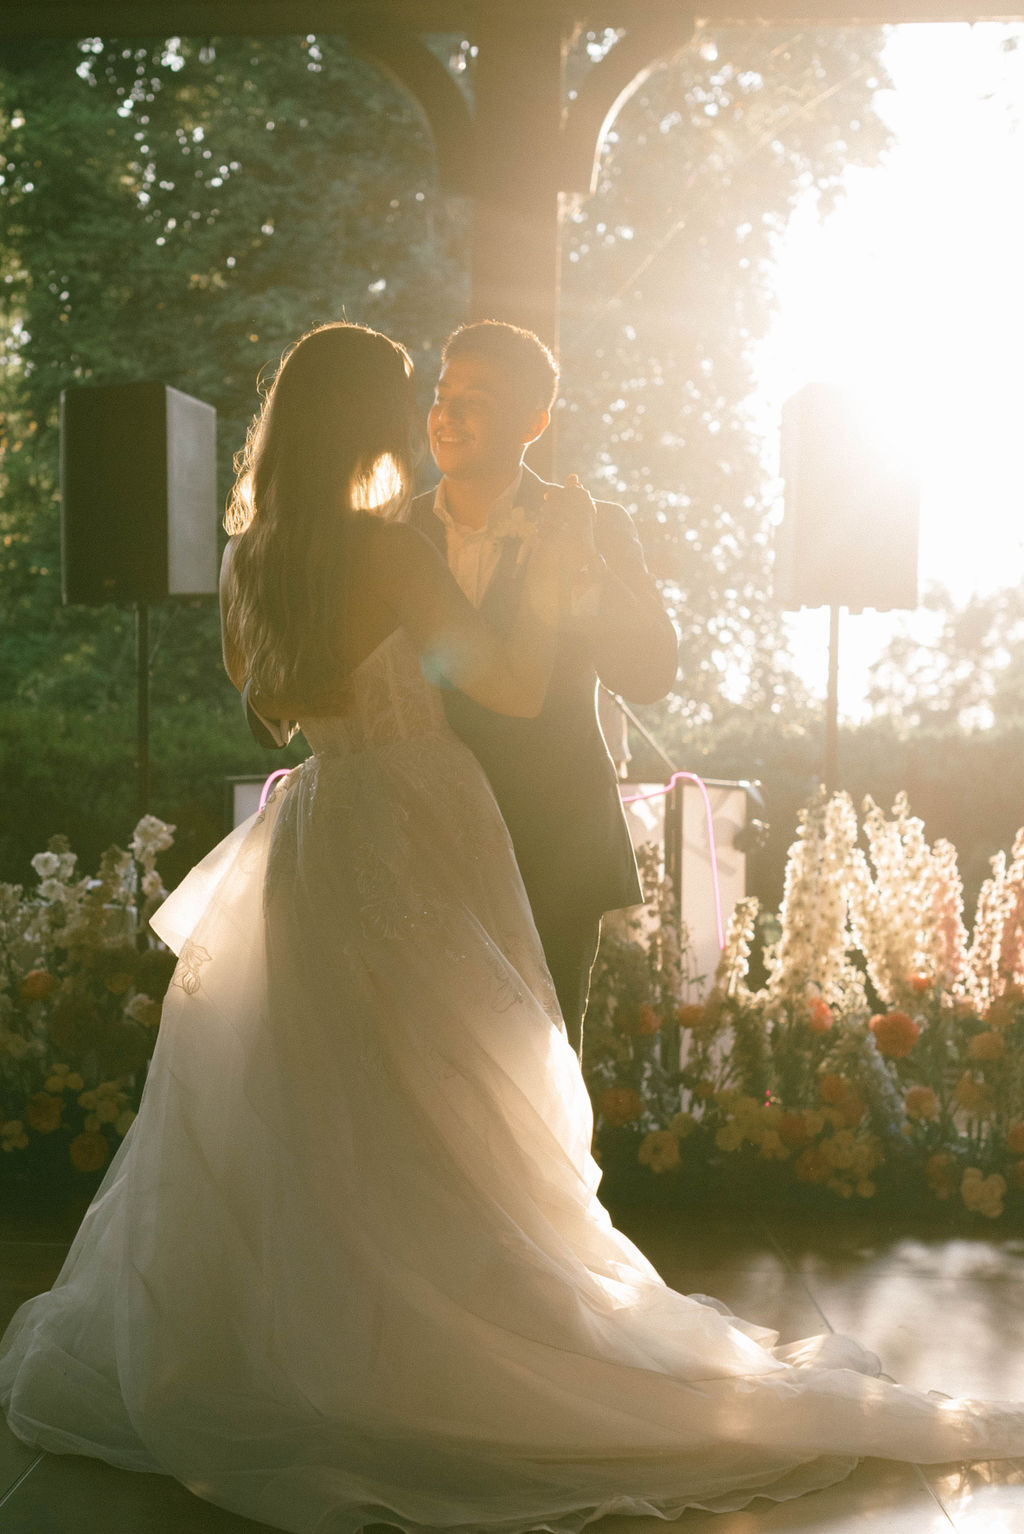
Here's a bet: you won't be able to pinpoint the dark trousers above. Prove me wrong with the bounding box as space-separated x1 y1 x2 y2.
535 909 603 1060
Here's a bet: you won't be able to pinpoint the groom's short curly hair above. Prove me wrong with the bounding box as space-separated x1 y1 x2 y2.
441 321 559 413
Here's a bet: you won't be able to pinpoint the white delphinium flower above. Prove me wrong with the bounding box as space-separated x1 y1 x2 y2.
968 846 1005 1012
714 895 758 1000
766 792 858 1011
928 838 968 989
30 852 62 880
993 827 1024 992
848 795 935 1004
130 816 175 862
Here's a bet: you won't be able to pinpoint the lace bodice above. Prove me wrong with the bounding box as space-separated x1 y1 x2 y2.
298 628 447 756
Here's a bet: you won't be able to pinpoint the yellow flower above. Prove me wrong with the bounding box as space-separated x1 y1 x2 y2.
827 1177 855 1199
926 1152 958 1199
953 1073 993 1116
667 1112 697 1140
69 1132 110 1173
1 1119 29 1152
24 1092 63 1134
856 1180 876 1198
823 1130 857 1170
638 1130 681 1174
43 1064 86 1094
904 1086 940 1121
793 1144 831 1184
968 1030 1005 1063
961 1168 1006 1220
715 1123 745 1153
758 1130 789 1161
18 968 56 1004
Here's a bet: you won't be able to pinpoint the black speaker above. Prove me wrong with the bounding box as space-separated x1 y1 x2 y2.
60 381 217 605
776 382 919 613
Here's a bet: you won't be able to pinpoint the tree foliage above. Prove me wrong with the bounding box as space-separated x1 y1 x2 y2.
0 25 894 880
559 26 892 725
0 33 468 716
866 582 1024 732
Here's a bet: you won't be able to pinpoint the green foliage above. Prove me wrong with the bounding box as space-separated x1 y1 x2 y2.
866 581 1024 731
0 700 307 889
0 33 467 722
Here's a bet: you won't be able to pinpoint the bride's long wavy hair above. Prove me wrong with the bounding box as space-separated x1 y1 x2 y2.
224 323 415 712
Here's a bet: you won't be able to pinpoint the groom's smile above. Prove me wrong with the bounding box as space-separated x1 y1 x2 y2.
429 355 546 482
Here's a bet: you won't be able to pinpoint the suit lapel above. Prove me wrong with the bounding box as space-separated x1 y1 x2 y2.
479 467 552 629
410 492 446 555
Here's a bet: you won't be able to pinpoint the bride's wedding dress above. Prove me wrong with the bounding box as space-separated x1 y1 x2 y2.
2 628 1023 1533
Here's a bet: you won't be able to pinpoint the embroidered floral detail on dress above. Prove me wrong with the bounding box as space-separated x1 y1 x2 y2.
357 844 405 941
173 939 212 995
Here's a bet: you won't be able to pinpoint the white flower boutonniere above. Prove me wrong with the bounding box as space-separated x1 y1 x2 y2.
490 504 539 566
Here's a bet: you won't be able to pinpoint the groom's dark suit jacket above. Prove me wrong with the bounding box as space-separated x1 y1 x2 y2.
409 465 647 932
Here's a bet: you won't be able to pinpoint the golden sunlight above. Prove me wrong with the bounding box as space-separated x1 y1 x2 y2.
755 23 1024 714
351 452 404 513
349 447 401 515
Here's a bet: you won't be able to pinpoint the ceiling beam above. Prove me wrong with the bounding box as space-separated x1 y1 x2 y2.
1 0 1023 37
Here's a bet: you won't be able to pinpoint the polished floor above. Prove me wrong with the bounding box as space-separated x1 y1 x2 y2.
1 1190 1022 1533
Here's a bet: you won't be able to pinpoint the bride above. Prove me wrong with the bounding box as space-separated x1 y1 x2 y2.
2 321 1023 1534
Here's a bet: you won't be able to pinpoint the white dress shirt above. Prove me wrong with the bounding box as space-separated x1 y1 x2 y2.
432 468 524 608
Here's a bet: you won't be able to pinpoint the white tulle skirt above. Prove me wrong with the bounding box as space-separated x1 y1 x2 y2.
3 733 1024 1534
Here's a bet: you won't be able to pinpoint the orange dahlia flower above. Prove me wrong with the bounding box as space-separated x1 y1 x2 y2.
806 998 833 1034
596 1086 643 1127
869 1010 920 1059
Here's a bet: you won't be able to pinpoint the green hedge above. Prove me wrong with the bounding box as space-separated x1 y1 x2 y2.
0 703 307 891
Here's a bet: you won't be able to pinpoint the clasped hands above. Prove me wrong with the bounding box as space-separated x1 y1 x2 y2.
524 475 604 613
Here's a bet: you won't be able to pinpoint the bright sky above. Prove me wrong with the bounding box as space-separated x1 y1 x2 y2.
754 22 1024 717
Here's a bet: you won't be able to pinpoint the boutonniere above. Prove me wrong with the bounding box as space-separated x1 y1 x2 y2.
490 504 539 566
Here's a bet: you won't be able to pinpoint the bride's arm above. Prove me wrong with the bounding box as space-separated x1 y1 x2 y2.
369 521 564 719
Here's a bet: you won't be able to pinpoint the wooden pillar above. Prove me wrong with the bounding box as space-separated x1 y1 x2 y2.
468 14 565 356
345 11 695 480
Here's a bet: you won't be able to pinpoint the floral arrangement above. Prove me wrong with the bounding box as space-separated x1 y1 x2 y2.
584 792 1024 1222
0 818 177 1182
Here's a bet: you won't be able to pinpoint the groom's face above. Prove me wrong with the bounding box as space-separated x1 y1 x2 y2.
429 356 547 481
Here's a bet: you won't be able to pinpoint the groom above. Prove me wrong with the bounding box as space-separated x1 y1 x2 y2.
412 320 678 1054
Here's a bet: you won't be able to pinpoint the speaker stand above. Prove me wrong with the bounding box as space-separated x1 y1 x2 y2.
825 603 840 793
136 601 150 819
